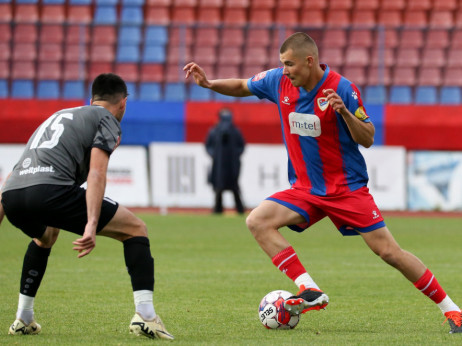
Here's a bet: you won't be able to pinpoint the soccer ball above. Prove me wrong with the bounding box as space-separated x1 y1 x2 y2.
258 290 300 329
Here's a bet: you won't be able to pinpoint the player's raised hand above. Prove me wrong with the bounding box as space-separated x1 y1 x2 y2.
72 224 97 258
323 89 347 114
183 62 211 88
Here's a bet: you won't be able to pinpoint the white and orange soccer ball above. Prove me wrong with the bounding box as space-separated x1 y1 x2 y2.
258 290 300 329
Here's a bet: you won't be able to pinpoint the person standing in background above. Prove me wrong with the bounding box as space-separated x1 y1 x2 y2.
205 108 246 214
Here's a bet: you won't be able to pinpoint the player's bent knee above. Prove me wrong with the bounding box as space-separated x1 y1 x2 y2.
36 227 59 248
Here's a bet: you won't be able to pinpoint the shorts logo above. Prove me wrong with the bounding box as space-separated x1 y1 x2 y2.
317 97 329 111
282 96 290 105
289 112 321 137
372 210 380 219
22 158 31 168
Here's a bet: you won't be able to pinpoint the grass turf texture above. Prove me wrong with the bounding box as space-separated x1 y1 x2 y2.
1 214 462 345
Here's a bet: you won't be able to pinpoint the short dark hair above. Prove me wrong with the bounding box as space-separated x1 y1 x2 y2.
91 73 128 104
280 32 318 57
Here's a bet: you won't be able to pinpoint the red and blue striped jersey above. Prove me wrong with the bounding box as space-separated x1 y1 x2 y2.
247 64 371 196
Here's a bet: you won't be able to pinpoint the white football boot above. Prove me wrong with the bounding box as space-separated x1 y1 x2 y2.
129 313 174 340
8 319 41 335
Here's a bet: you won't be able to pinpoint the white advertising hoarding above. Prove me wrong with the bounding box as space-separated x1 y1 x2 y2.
0 145 26 188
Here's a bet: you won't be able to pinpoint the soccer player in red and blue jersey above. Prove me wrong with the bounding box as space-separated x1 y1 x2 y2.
184 32 462 333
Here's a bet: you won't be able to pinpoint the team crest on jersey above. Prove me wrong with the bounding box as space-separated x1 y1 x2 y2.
317 97 329 111
252 71 268 82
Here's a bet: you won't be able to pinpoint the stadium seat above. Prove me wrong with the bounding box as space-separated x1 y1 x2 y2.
123 0 145 6
214 93 237 102
87 62 113 81
171 7 195 24
164 82 186 101
415 86 437 104
63 80 85 99
64 43 89 62
389 86 412 104
66 24 90 45
199 0 223 6
95 0 118 4
0 43 9 61
13 43 37 61
433 0 457 11
173 0 197 5
146 0 171 4
349 29 373 48
367 66 392 86
300 8 326 29
395 48 420 68
224 0 249 8
344 47 369 67
392 67 417 86
145 25 168 45
301 0 327 10
164 64 184 82
243 47 268 66
0 23 11 43
322 29 347 48
138 83 162 101
118 26 142 45
320 47 344 67
197 7 221 25
417 67 442 86
38 43 63 62
325 10 350 28
249 8 273 26
140 63 164 82
93 6 117 25
0 3 12 23
342 66 366 86
242 64 266 78
370 47 395 67
11 80 34 98
40 24 64 44
218 47 242 66
195 27 219 47
276 0 301 8
374 29 398 49
189 83 212 101
440 86 462 104
120 6 144 25
63 61 86 80
377 10 402 28
168 26 193 46
381 0 405 10
142 44 166 63
406 0 431 10
251 0 275 8
351 10 376 28
274 9 299 27
421 49 445 68
67 5 92 24
69 0 92 4
37 61 61 80
403 10 427 28
216 64 240 78
246 28 271 47
398 29 424 49
167 45 192 64
355 0 379 10
429 11 454 29
13 24 38 43
0 60 9 79
92 25 117 45
451 30 462 48
145 6 170 25
41 4 65 23
125 81 137 99
443 67 462 86
425 29 450 49
14 4 39 23
192 46 217 65
37 80 60 99
364 85 387 104
116 44 140 62
223 8 247 26
90 44 115 62
220 27 244 47
0 79 8 98
447 49 462 68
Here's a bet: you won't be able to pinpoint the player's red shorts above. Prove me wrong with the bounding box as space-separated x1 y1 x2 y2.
267 186 385 236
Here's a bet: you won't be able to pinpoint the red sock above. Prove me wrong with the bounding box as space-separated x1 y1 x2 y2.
272 246 307 281
413 269 447 304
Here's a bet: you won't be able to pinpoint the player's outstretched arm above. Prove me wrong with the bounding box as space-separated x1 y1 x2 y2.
184 62 253 97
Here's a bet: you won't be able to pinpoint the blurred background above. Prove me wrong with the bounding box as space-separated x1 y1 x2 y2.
1 0 462 212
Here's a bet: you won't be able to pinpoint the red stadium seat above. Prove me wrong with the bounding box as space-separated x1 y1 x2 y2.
377 11 402 28
38 43 63 62
421 49 446 68
195 27 219 47
66 24 90 45
224 0 249 8
140 64 164 82
447 48 462 68
402 10 427 28
13 43 37 61
367 66 392 86
15 4 38 23
355 0 379 10
12 61 36 79
325 10 350 27
67 5 92 25
90 44 115 63
37 61 62 80
145 6 170 25
374 29 399 49
197 7 221 25
41 5 65 24
433 0 457 11
40 24 64 44
199 0 223 7
221 27 244 47
429 11 454 29
425 29 450 49
218 46 242 65
146 0 172 5
0 60 9 79
169 26 193 46
216 64 240 79
249 8 273 26
301 0 327 10
63 61 87 80
351 10 376 28
192 46 217 65
451 30 462 48
328 0 353 10
344 47 369 67
0 4 12 23
395 48 420 67
299 10 325 28
223 8 247 26
246 27 271 47
64 43 90 62
456 11 462 28
370 47 395 67
173 0 198 6
115 63 139 82
417 67 442 86
88 62 113 82
243 46 269 65
0 43 10 61
342 66 366 86
276 0 301 9
321 47 344 67
275 9 299 27
406 0 431 10
250 0 276 9
164 64 185 82
349 29 373 48
322 29 347 48
13 24 38 43
443 67 462 86
92 26 117 45
171 7 196 25
398 29 424 49
392 67 417 86
380 0 405 10
0 24 11 43
167 45 192 64
242 64 266 78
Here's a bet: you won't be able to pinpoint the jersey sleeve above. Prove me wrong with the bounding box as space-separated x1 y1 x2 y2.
92 113 121 155
246 68 283 104
337 79 370 123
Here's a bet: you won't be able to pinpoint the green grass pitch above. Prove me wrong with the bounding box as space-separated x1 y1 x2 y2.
1 213 462 345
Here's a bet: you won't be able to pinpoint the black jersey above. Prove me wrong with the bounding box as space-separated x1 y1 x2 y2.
3 105 121 191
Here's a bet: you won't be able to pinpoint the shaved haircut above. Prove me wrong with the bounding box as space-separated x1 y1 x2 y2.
280 32 319 60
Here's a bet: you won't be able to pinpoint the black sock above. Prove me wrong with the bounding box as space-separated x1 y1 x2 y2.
20 241 51 297
123 236 154 291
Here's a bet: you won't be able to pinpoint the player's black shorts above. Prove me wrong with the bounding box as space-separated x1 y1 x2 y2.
2 184 119 239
